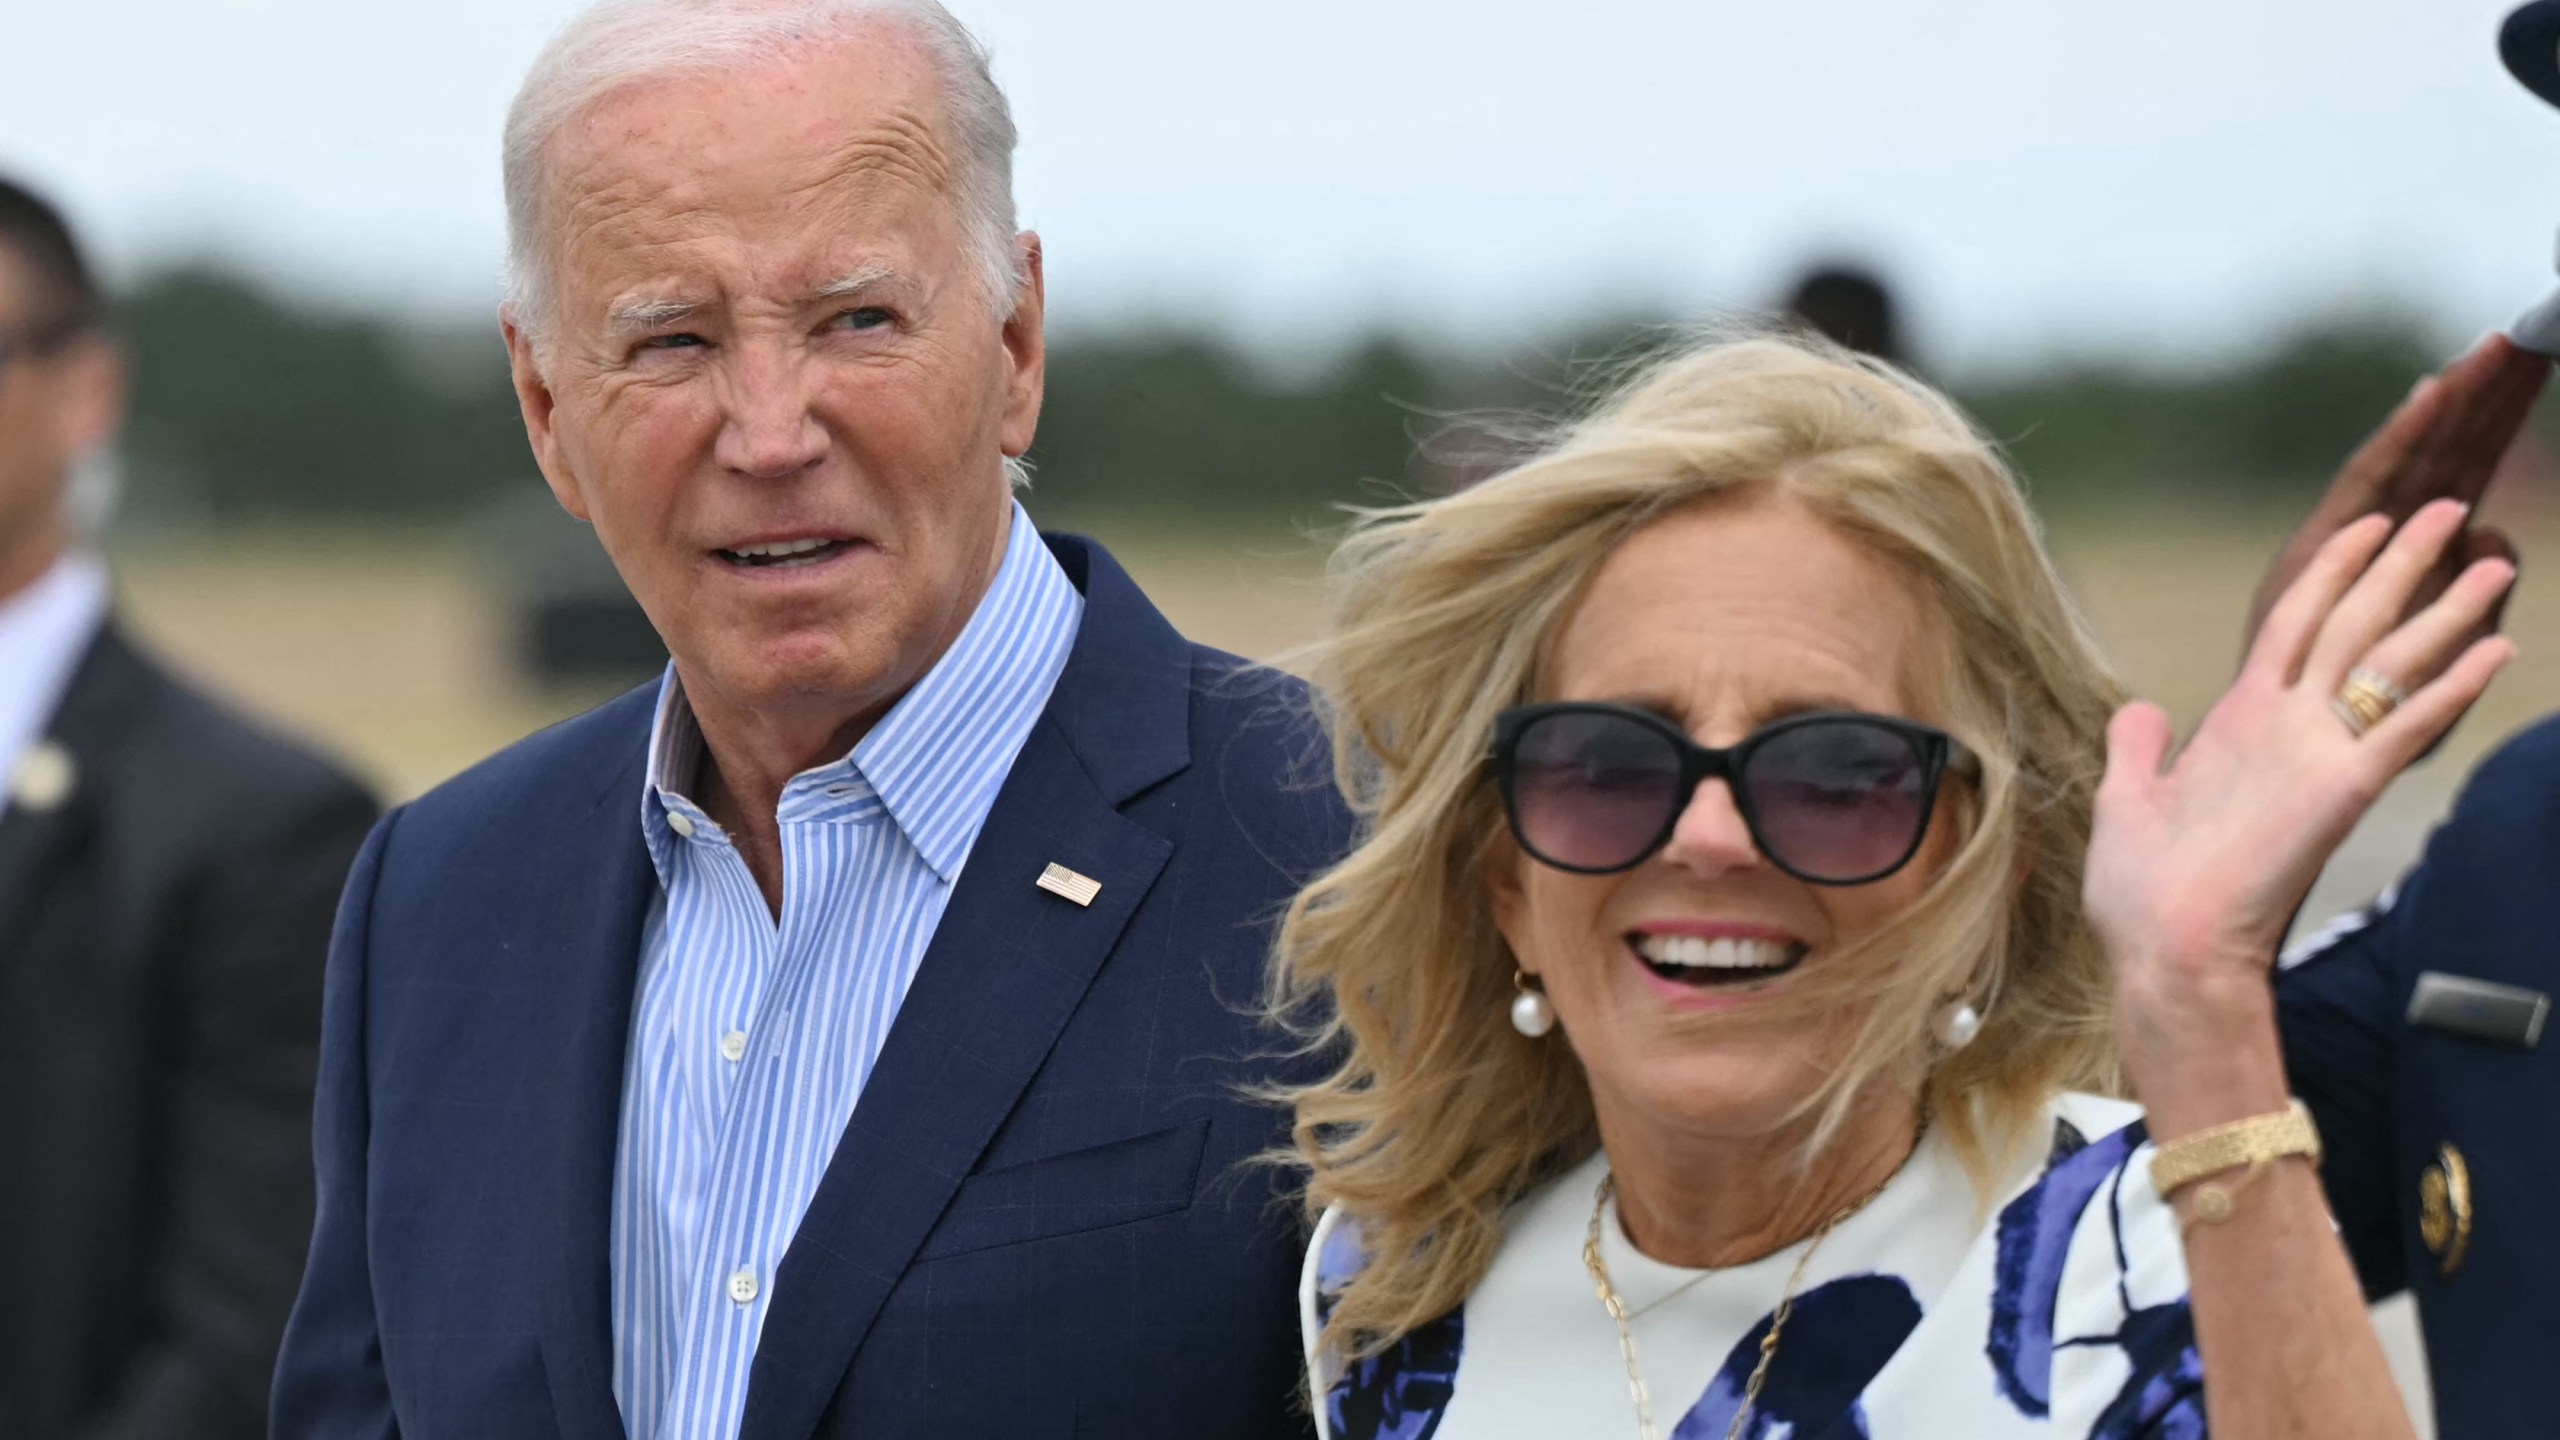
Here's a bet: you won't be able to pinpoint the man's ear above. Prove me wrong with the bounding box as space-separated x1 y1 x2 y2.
996 232 1045 461
56 333 124 459
502 307 590 522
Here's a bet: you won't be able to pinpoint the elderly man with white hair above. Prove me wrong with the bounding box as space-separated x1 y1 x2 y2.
268 2 1344 1436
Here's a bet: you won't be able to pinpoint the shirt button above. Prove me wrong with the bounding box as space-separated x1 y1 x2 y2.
667 810 697 839
728 1267 759 1305
719 1030 748 1063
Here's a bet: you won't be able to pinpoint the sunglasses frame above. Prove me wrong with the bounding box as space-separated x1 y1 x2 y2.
1490 701 1979 886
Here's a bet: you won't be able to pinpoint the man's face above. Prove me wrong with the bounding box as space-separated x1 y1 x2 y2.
0 245 118 596
505 29 1045 742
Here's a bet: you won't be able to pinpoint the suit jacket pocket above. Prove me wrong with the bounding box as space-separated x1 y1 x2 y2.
914 1116 1211 1262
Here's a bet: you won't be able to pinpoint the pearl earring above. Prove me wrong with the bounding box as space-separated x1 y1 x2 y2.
1510 971 1557 1038
1931 998 1983 1050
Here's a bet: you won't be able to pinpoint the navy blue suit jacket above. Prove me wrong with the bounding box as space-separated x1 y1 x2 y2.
271 535 1349 1440
2278 715 2560 1440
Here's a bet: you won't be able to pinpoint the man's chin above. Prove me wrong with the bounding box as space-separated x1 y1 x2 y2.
675 635 908 726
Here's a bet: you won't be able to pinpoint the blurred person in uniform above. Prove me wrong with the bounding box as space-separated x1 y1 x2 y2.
1779 262 1912 371
2269 6 2560 1435
0 176 378 1440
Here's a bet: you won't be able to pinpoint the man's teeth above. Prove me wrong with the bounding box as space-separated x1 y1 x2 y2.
722 538 846 568
1635 935 1798 971
729 538 835 559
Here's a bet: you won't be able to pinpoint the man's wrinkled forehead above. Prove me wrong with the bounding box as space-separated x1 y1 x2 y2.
540 37 962 301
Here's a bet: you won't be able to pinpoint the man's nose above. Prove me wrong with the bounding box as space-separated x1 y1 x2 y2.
1656 778 1762 879
712 343 828 480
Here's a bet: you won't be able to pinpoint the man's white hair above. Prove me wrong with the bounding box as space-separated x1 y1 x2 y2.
501 0 1024 346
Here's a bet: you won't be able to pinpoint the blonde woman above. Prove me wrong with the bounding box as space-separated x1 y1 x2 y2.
1275 335 2512 1438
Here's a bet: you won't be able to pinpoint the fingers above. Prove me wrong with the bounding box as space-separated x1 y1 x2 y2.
2316 375 2445 527
2464 523 2522 639
2244 512 2394 686
2442 338 2550 469
2461 522 2520 572
2283 371 2457 545
2099 701 2177 796
2302 499 2474 687
2364 635 2518 771
2354 553 2519 703
2241 359 2475 652
2402 335 2551 510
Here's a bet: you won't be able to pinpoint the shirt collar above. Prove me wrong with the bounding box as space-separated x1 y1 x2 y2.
638 671 707 886
640 501 1083 885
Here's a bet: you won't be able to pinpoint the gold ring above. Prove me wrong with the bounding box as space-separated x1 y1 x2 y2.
2351 666 2411 707
2331 667 2405 738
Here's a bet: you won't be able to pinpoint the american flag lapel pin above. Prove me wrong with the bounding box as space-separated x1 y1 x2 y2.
1035 862 1102 908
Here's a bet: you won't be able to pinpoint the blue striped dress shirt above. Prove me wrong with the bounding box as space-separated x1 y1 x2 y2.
610 505 1083 1440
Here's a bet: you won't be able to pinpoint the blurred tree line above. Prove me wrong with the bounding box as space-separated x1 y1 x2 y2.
113 262 2461 530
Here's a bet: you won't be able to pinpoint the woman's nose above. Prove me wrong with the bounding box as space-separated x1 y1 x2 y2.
1656 778 1761 878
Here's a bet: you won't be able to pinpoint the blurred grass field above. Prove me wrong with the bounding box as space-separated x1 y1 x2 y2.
107 506 2560 816
108 503 2509 1428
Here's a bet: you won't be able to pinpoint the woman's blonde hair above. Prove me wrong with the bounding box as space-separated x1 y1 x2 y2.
1270 330 2130 1353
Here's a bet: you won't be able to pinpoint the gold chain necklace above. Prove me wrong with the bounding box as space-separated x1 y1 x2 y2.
1579 1121 1926 1440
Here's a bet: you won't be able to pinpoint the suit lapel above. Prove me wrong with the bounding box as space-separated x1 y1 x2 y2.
736 534 1192 1440
0 777 91 960
532 721 656 1440
738 717 1172 1440
0 625 136 958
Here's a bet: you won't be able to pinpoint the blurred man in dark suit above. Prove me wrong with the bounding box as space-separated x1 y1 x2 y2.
0 176 378 1440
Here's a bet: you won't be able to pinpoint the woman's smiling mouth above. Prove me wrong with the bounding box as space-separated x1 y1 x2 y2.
1627 929 1810 989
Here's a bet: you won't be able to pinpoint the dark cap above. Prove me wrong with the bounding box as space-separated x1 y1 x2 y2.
2504 1 2560 107
2502 5 2560 354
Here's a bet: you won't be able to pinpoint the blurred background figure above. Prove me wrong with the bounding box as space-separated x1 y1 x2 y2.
1779 262 1913 369
0 176 376 1440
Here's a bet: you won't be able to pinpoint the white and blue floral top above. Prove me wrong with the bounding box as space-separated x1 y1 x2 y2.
1301 1095 2205 1440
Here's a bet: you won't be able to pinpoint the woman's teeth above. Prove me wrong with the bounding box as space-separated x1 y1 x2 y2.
1633 933 1805 984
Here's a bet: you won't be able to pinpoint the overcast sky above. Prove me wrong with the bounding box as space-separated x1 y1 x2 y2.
8 0 2560 373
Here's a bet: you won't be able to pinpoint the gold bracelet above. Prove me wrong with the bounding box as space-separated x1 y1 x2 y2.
2148 1099 2322 1226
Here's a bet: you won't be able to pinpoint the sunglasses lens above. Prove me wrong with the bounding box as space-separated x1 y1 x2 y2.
1507 711 1684 871
1742 720 1934 881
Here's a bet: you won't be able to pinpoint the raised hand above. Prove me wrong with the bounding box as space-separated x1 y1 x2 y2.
2091 499 2517 1087
2243 335 2545 670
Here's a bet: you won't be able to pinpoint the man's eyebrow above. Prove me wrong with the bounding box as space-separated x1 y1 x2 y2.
603 268 908 333
810 264 905 301
607 296 704 335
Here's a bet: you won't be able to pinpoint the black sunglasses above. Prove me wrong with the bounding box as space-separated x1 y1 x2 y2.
1491 702 1978 885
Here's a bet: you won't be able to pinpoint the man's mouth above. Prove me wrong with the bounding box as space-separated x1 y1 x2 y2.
1629 932 1810 989
716 538 857 570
